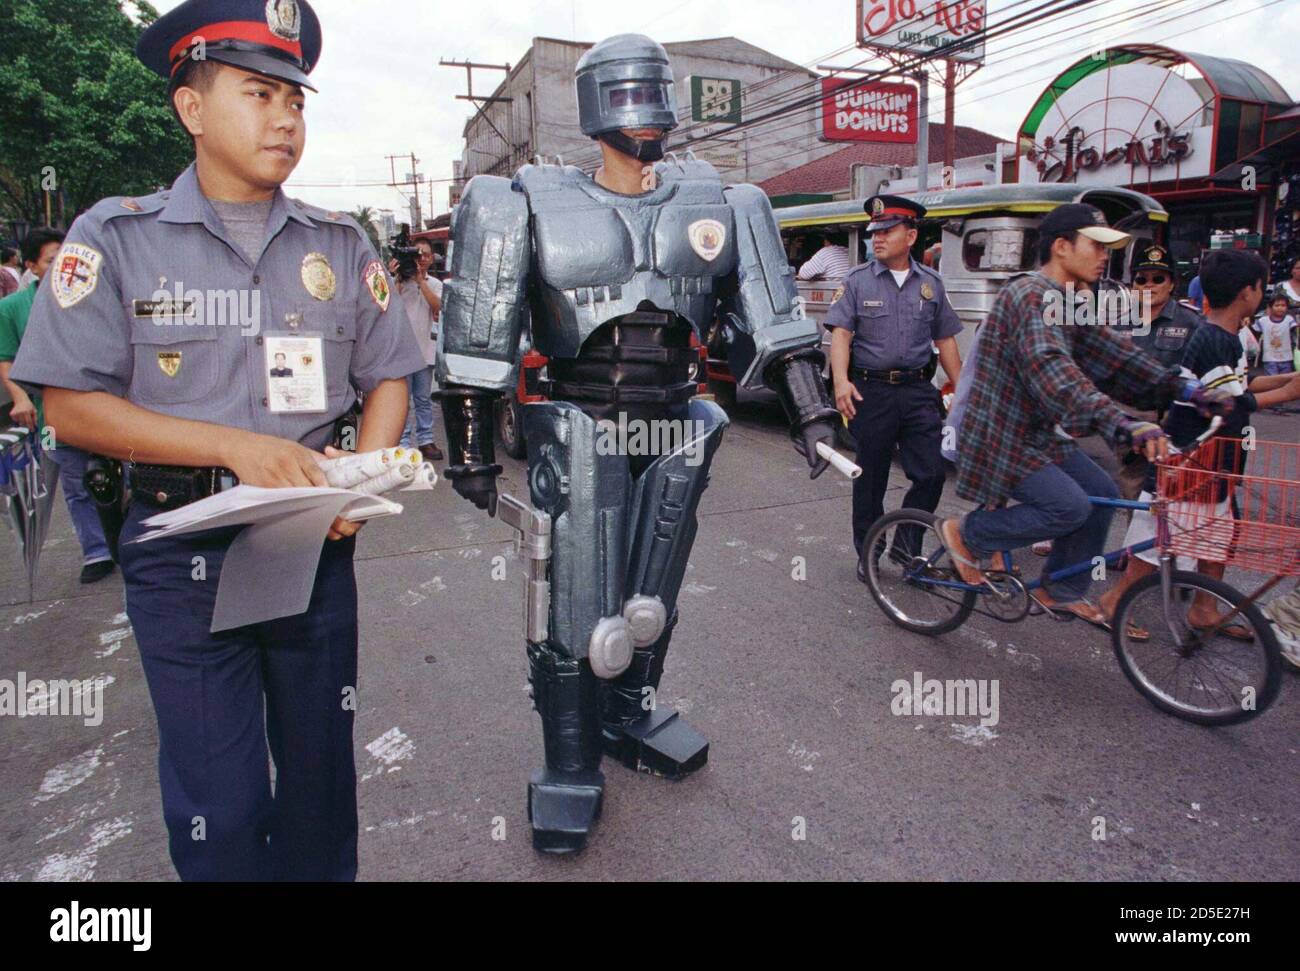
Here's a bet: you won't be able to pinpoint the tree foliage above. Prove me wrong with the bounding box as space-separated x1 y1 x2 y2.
0 0 192 228
349 206 383 254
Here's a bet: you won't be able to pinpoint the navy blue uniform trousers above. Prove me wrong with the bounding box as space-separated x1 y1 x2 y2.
120 504 359 882
850 377 947 554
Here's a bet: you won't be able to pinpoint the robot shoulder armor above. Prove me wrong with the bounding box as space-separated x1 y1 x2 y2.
457 175 528 225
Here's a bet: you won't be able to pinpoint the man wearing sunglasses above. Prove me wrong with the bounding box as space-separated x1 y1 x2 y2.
1114 245 1205 500
1127 246 1204 371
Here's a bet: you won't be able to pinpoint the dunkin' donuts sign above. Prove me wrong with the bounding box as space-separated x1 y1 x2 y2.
822 79 918 143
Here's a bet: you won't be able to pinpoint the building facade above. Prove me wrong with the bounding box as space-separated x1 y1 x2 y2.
1016 45 1298 288
456 36 843 201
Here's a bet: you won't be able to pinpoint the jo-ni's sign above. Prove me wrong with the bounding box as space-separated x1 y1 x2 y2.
856 0 987 65
1019 57 1214 188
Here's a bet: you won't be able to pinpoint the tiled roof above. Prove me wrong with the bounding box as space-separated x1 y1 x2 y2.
759 126 1011 196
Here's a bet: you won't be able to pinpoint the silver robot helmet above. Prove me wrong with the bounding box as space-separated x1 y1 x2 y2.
575 33 679 162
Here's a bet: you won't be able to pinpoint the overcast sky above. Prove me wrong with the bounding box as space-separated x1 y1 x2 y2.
146 0 1299 219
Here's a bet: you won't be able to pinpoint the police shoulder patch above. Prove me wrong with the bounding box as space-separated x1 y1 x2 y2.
51 243 104 310
364 260 391 311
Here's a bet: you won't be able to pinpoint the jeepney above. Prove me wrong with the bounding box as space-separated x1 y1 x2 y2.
704 182 1169 405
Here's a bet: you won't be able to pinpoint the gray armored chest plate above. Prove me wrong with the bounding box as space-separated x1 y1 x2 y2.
518 161 737 359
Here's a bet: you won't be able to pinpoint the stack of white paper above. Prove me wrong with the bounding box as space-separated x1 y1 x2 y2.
128 450 439 633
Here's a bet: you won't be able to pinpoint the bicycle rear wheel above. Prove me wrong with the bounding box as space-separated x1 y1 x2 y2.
863 510 976 636
1112 570 1282 725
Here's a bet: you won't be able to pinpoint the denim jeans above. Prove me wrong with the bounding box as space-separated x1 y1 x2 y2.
962 448 1119 604
47 445 111 565
400 366 435 448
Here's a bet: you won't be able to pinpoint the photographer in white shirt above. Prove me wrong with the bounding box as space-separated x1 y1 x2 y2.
390 239 444 461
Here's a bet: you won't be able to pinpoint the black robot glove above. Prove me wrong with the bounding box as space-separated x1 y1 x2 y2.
767 348 842 480
440 384 504 518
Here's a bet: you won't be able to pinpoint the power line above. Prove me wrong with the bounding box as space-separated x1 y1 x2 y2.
718 0 1257 185
560 0 1104 171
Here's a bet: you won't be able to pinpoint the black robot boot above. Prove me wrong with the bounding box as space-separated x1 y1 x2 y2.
526 642 605 854
600 613 709 778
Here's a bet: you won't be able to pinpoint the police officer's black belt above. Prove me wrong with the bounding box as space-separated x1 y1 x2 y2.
130 464 239 511
852 367 928 385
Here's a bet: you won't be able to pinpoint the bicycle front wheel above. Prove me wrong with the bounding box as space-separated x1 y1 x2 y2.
863 509 976 636
1112 570 1282 725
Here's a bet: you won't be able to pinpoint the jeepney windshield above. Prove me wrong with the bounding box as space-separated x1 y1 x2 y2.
963 228 1039 272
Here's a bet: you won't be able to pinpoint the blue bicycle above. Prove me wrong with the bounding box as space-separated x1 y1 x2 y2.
862 428 1285 726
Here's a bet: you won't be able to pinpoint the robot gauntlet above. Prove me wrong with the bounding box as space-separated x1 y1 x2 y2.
767 348 841 478
441 384 504 516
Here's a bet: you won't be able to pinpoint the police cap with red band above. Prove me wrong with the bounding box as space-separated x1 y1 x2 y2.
865 194 926 233
137 0 322 92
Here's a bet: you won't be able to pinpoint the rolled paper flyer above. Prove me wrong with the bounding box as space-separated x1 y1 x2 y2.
319 447 418 489
816 442 862 480
346 462 419 496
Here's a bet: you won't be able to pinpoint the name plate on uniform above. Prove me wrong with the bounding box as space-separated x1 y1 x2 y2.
264 333 327 414
133 298 196 320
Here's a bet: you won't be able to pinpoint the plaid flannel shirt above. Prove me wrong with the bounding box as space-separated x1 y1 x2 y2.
955 272 1183 506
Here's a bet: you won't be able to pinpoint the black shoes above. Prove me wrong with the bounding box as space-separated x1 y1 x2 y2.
80 561 116 585
418 443 444 463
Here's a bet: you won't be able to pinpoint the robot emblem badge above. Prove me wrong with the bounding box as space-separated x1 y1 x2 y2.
688 219 727 261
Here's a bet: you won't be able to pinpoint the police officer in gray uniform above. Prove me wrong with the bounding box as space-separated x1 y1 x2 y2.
1126 244 1203 370
826 196 963 580
440 33 840 853
1113 243 1203 498
12 0 425 881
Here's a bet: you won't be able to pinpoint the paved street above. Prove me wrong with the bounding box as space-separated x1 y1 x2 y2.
2 401 1297 882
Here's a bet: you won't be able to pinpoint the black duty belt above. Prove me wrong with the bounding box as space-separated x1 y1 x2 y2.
851 367 928 385
129 464 239 510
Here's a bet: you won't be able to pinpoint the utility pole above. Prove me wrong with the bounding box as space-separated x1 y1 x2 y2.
915 70 929 192
386 152 424 229
944 59 957 174
440 59 514 172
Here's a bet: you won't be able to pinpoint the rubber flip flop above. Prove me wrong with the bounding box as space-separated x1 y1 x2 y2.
1191 622 1255 643
1029 592 1075 622
935 519 988 587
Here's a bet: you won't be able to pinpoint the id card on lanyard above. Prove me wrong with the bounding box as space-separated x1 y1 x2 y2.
265 328 328 415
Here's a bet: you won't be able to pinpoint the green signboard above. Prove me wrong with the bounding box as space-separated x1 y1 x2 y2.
690 76 742 124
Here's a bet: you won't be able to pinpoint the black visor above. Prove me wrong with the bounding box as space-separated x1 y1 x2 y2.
608 84 667 109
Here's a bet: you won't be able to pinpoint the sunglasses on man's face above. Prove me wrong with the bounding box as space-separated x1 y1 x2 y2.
1134 274 1169 286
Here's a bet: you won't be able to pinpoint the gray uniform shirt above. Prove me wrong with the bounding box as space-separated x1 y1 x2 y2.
823 258 962 371
1126 297 1204 370
13 164 425 452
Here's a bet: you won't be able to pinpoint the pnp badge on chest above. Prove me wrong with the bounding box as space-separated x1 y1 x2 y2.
688 220 726 262
921 282 935 301
301 252 336 301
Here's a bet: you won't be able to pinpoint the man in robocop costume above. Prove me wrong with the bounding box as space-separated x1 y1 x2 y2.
437 34 840 853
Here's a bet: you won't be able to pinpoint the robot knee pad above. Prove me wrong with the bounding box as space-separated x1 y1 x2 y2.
622 595 667 648
588 616 635 680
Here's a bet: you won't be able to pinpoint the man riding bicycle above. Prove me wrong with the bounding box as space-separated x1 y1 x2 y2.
938 204 1232 631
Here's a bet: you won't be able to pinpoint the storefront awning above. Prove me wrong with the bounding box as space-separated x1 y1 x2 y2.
1210 127 1300 186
